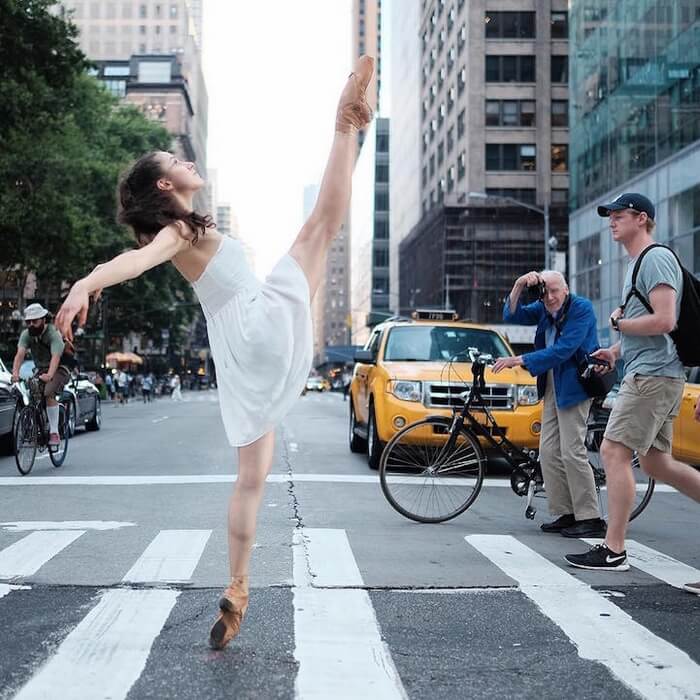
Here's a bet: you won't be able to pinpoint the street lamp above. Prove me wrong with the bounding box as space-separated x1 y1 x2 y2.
467 191 552 270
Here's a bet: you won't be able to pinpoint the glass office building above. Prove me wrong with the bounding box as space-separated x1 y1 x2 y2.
569 0 700 344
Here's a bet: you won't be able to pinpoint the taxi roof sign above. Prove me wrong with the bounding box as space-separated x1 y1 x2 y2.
411 309 460 321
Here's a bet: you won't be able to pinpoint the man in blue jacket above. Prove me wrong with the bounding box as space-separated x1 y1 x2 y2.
493 270 606 537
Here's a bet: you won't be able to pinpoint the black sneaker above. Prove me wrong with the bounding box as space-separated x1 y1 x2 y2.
565 544 629 571
540 514 576 533
560 518 607 539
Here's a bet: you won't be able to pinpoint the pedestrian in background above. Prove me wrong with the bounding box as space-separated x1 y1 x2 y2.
566 193 700 584
142 372 153 403
105 372 115 401
494 270 607 538
171 374 183 402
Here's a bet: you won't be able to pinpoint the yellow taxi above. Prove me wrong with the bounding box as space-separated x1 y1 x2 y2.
348 310 543 468
673 367 699 465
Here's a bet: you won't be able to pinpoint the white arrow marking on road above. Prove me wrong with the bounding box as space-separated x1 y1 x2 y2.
13 588 178 700
466 535 700 699
152 416 169 424
583 538 700 590
293 528 407 699
123 529 211 583
1 521 135 531
0 583 30 599
0 530 85 578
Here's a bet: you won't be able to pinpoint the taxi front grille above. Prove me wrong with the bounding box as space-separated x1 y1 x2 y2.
425 382 515 411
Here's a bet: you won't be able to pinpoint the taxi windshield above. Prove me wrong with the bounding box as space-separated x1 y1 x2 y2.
383 325 511 362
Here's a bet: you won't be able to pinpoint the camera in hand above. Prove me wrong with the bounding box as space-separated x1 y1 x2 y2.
524 280 546 303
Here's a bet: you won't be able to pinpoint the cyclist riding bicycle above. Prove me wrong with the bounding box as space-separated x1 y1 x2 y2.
10 303 71 449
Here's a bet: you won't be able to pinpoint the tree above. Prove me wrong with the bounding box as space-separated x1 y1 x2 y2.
0 1 198 360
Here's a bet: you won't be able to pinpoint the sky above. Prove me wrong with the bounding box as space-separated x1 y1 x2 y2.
203 1 353 275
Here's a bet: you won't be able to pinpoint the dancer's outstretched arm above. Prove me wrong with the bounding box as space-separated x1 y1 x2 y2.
290 55 374 297
56 225 189 340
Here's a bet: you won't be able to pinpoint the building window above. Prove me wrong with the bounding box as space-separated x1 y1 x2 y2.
458 67 466 94
551 11 568 39
429 153 435 176
140 24 146 34
155 4 161 18
485 55 535 83
447 126 454 153
551 144 568 172
155 25 161 34
457 109 465 138
485 188 537 205
375 219 390 239
485 99 535 127
458 23 466 52
170 24 177 34
484 11 536 39
447 86 456 112
574 234 601 300
139 3 147 18
551 189 569 205
551 100 568 127
485 144 536 171
458 152 466 180
137 60 172 83
375 191 389 210
375 164 389 183
551 55 568 83
122 3 132 19
170 4 178 18
437 140 444 165
373 248 389 267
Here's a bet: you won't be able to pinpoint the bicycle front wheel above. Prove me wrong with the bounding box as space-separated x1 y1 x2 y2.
14 407 37 476
379 418 485 523
586 426 654 522
49 404 70 468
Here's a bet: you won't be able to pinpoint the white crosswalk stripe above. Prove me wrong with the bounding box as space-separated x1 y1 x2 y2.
293 528 407 699
122 529 211 584
583 538 700 590
9 527 211 700
466 534 700 700
0 530 85 579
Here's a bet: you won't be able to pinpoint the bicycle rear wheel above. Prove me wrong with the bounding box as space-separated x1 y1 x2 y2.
379 418 485 523
49 404 69 468
586 426 654 521
14 407 37 475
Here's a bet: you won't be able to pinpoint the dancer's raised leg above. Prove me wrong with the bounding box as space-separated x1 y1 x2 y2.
289 55 374 299
209 430 275 650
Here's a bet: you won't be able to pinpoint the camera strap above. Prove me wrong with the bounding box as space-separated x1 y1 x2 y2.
550 294 573 340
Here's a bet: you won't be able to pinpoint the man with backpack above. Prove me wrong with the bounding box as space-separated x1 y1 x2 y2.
10 304 71 449
565 193 700 594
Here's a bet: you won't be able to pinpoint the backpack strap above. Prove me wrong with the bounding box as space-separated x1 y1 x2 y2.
621 243 666 315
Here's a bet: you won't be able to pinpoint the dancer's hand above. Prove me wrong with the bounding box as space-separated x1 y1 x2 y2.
336 55 374 133
55 281 90 343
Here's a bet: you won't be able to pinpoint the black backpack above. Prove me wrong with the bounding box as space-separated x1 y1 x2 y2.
621 244 700 366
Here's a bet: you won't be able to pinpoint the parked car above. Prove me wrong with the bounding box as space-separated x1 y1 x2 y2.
305 376 329 392
348 310 542 469
62 372 102 436
0 358 19 453
598 367 700 467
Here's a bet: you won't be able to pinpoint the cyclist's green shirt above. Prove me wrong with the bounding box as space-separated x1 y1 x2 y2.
18 324 65 371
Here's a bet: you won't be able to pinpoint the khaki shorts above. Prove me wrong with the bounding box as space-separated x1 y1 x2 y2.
604 374 684 456
43 367 70 400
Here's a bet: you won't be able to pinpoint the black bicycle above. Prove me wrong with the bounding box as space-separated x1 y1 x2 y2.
12 375 69 475
379 348 653 524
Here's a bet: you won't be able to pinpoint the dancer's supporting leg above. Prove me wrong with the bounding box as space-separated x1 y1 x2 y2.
289 55 374 299
210 430 275 650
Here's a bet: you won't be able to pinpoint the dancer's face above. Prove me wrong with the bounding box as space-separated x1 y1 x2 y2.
155 152 204 193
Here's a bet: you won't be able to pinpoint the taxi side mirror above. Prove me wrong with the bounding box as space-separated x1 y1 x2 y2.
354 350 375 364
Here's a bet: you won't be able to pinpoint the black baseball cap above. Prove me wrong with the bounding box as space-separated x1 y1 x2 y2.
597 193 655 220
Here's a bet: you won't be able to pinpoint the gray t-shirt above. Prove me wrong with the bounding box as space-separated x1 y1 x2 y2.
620 246 685 378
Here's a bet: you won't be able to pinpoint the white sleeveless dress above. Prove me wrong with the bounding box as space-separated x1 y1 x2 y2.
192 235 313 446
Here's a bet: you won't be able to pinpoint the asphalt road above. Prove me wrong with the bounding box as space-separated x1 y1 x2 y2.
0 390 698 699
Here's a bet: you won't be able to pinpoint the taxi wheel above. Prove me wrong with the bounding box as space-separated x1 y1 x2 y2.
367 404 384 470
349 402 367 453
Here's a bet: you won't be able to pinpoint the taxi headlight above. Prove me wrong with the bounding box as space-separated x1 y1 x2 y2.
388 380 422 402
517 385 539 406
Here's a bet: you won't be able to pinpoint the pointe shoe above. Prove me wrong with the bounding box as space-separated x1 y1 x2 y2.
335 54 375 133
208 576 249 650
